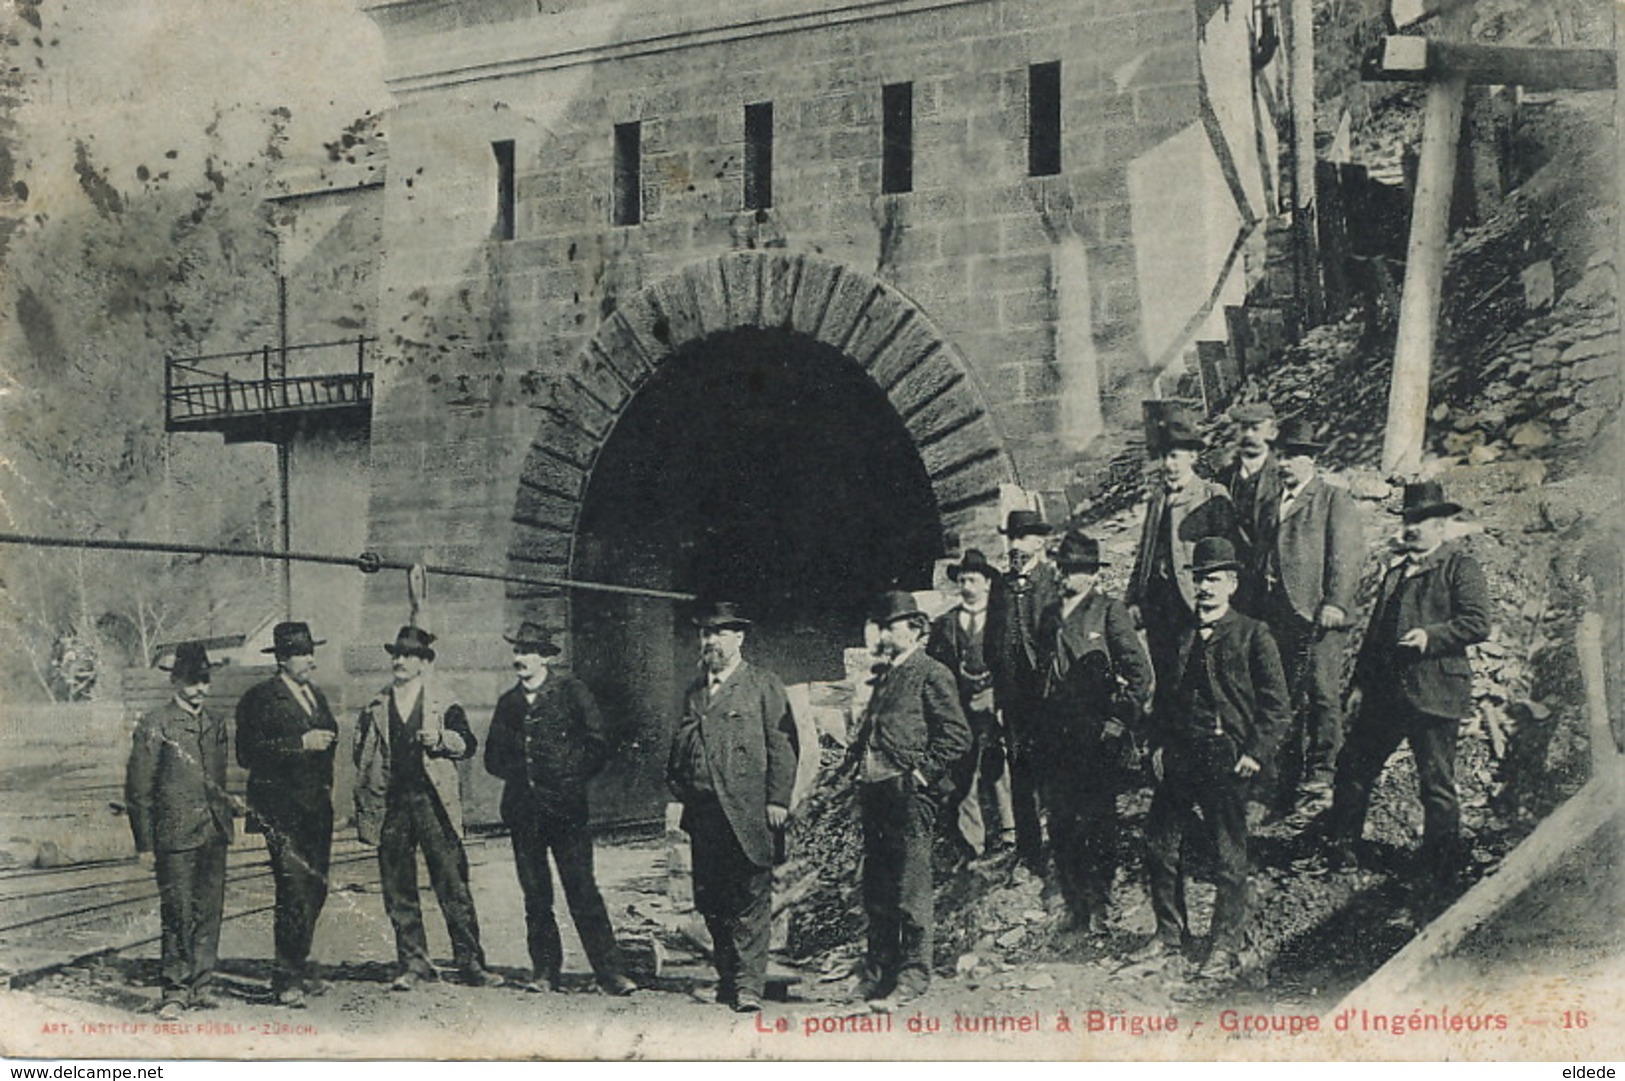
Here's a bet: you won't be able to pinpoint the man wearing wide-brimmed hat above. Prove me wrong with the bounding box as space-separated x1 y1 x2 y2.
1127 408 1239 703
1253 417 1362 818
666 601 798 1013
484 622 636 996
235 621 339 1007
927 548 1015 860
127 642 240 1020
985 508 1061 869
1034 531 1153 939
847 591 971 1009
1133 537 1289 982
1220 400 1284 609
354 626 503 992
1326 481 1491 903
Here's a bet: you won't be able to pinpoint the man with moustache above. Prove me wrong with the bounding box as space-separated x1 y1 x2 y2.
126 642 240 1020
483 622 636 996
1127 412 1239 698
848 592 971 1009
1131 538 1289 981
666 602 798 1013
235 621 338 1008
353 626 503 991
1326 482 1491 901
1220 401 1284 612
1255 418 1362 818
1035 531 1153 938
985 509 1060 869
927 549 1015 860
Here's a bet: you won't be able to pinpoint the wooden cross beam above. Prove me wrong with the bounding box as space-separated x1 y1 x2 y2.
1364 36 1618 92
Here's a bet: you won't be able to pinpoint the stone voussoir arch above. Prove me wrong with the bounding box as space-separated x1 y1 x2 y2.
506 250 1017 609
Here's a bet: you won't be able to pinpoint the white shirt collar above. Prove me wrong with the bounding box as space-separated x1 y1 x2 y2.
707 657 742 688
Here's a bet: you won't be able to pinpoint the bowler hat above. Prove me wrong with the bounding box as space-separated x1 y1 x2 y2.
160 641 217 684
1275 416 1327 456
262 621 325 656
1161 414 1207 451
1229 400 1277 424
1400 480 1463 523
870 590 929 628
948 548 999 582
1054 530 1110 571
504 620 562 657
384 625 437 662
692 600 751 630
1000 509 1053 537
1186 536 1243 575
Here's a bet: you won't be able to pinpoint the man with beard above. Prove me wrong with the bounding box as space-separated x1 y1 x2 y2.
1132 538 1289 982
849 592 971 1010
1127 413 1238 701
353 626 503 991
985 509 1060 869
927 548 1015 861
1220 401 1284 613
1326 482 1491 906
666 602 798 1013
1255 417 1361 818
235 622 338 1008
126 642 240 1020
484 622 636 996
1035 532 1152 938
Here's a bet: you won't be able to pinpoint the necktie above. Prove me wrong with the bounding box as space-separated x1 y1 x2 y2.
298 684 317 715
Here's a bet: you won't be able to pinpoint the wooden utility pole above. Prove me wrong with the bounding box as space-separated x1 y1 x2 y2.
1381 5 1471 477
1285 0 1323 326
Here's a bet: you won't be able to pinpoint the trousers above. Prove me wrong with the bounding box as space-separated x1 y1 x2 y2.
686 799 771 1000
1265 596 1347 803
155 841 227 1002
261 801 332 991
509 810 626 982
378 785 486 976
1145 734 1253 951
860 774 936 992
952 708 1015 855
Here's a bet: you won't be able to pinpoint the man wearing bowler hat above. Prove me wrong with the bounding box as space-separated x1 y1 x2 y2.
235 621 338 1007
1132 537 1289 981
1035 531 1153 937
985 508 1061 869
927 549 1015 860
1255 417 1362 818
666 601 798 1013
1127 409 1239 704
354 626 502 991
126 642 241 1019
1326 481 1491 902
1220 400 1284 611
484 622 636 996
848 591 971 1009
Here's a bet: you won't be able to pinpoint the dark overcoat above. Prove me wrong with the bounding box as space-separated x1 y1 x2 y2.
666 661 799 869
1156 609 1291 764
1127 477 1239 615
1037 589 1154 736
234 675 338 835
125 700 235 854
484 674 609 828
853 648 972 793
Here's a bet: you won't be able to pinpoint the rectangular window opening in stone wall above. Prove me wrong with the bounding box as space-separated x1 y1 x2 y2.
1028 61 1061 178
882 81 913 195
614 121 642 227
744 101 773 211
492 139 516 240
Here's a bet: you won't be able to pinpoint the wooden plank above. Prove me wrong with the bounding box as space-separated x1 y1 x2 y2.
1365 38 1617 92
1331 775 1625 1012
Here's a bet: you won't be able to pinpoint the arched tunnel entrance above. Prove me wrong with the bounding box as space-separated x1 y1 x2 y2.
571 328 944 824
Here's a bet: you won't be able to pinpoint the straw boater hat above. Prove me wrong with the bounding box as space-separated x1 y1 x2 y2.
1399 480 1463 523
947 548 999 582
160 641 219 685
504 621 563 657
1186 536 1243 575
262 621 325 656
691 600 752 630
870 590 930 629
384 626 437 662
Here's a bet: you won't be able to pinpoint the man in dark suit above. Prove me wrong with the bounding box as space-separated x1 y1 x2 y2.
353 627 503 992
666 601 798 1014
1127 412 1239 702
1256 417 1363 816
484 622 636 996
1133 538 1289 982
848 591 972 1009
1327 482 1492 895
1219 400 1283 613
927 549 1014 860
126 642 240 1020
985 509 1060 869
1035 532 1153 937
235 621 338 1007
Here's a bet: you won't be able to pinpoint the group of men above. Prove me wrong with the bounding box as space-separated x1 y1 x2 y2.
122 396 1492 1018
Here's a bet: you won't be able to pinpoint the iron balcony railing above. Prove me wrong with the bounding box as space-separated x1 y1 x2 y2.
164 338 374 435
